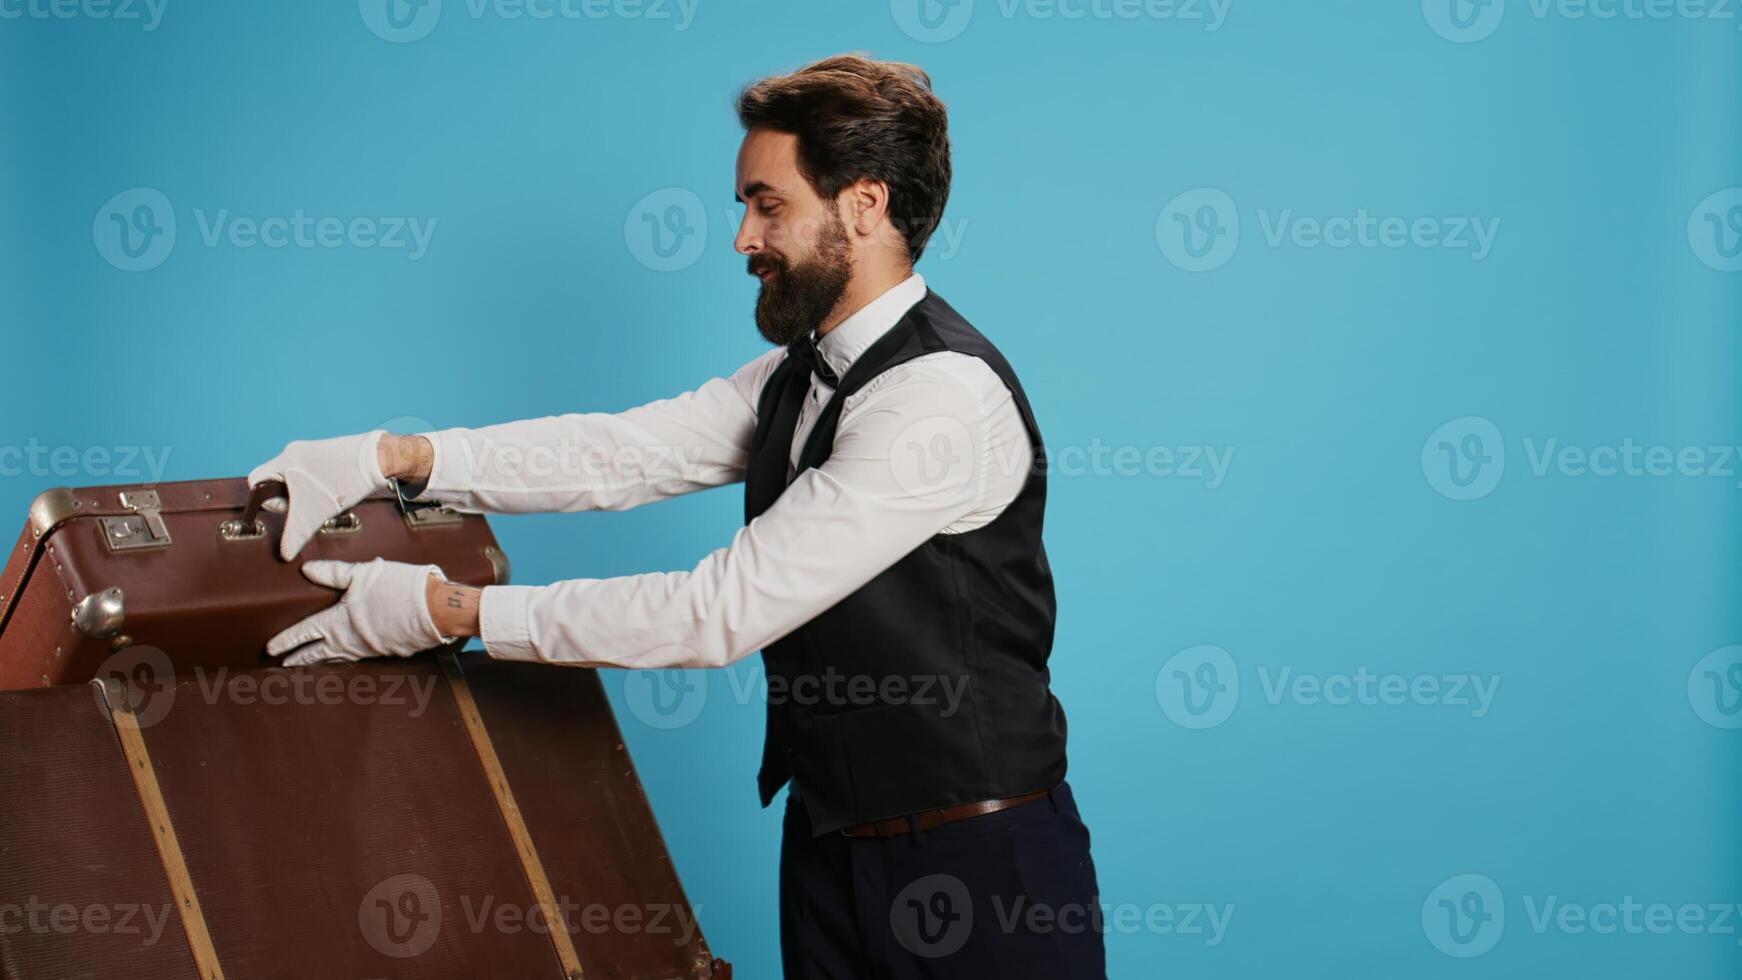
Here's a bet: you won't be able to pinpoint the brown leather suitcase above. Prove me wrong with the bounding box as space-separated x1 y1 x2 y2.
0 478 732 978
0 654 733 979
0 478 509 689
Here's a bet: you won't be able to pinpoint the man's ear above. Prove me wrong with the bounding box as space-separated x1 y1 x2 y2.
840 178 890 241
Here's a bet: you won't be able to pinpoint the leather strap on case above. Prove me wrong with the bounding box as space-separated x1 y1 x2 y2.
98 678 228 980
439 650 588 980
240 480 286 534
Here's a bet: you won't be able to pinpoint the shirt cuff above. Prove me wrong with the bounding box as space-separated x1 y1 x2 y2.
479 585 542 662
414 428 471 505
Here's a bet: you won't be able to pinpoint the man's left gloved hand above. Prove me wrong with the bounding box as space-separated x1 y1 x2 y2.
268 558 453 667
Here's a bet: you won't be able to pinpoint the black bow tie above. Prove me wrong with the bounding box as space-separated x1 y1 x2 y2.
786 334 840 388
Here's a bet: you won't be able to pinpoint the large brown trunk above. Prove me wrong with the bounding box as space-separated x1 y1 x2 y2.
0 480 732 979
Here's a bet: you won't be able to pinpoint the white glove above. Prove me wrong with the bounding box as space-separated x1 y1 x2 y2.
248 430 389 561
267 559 452 667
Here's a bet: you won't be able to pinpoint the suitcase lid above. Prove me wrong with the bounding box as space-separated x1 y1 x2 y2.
0 479 499 648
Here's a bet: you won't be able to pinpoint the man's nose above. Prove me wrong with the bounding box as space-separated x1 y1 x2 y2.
734 213 762 255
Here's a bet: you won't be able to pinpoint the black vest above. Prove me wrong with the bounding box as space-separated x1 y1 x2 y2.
744 290 1068 835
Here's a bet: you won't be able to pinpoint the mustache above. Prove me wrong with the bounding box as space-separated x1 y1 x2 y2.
748 255 783 278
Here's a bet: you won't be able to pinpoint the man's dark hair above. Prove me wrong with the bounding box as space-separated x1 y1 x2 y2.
736 54 951 264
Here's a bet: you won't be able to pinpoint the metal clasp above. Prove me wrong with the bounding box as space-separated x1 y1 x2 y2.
320 512 363 535
392 478 463 529
217 518 266 542
100 491 172 552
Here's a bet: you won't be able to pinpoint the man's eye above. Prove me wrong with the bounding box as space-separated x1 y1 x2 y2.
758 202 780 217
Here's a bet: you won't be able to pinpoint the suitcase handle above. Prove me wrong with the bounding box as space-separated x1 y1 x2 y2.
241 480 285 531
240 480 283 532
215 481 286 543
223 482 366 545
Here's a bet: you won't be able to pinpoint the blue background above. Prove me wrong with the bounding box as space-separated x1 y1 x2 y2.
4 1 1741 976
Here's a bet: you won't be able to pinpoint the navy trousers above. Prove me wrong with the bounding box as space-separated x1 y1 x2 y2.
778 782 1107 979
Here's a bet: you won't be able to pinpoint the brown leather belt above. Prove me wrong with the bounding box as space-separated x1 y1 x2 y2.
839 789 1050 839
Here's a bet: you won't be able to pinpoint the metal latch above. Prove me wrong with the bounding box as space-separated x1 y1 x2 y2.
100 491 172 552
392 477 464 529
404 506 463 529
320 512 363 535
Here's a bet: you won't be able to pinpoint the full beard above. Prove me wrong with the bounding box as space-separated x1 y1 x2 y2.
751 212 853 347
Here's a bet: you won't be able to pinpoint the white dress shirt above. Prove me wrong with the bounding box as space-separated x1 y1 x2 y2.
417 273 1034 669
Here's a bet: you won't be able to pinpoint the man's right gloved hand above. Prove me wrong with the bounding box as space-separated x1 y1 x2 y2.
248 430 401 561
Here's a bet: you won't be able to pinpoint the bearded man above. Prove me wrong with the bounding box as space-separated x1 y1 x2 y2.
251 54 1106 979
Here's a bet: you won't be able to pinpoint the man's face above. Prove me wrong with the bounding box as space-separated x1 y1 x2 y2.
735 128 853 346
